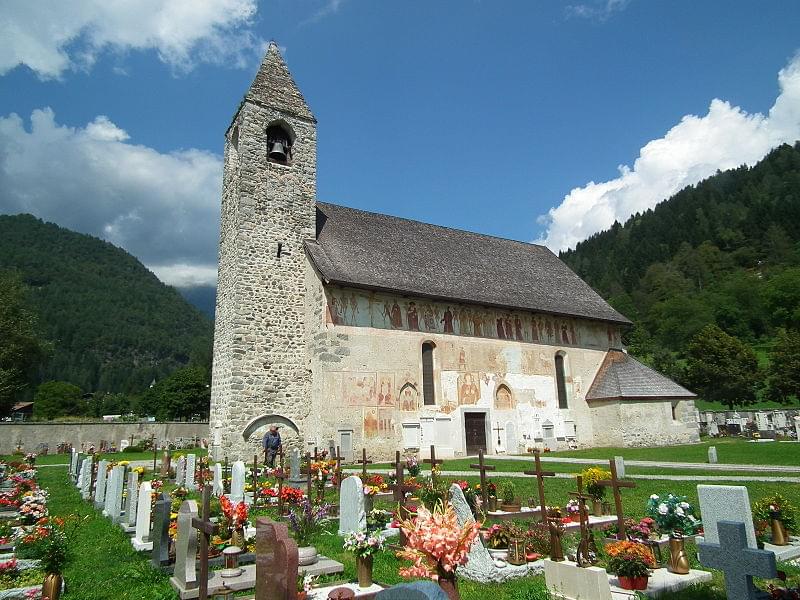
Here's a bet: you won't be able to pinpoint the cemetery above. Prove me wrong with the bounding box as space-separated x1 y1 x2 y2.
0 441 798 600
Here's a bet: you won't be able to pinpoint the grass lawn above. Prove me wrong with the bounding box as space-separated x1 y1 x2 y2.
36 463 800 600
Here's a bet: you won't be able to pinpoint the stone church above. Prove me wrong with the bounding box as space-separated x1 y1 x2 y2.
210 43 699 461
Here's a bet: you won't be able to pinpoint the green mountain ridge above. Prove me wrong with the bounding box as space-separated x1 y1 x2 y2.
0 214 213 394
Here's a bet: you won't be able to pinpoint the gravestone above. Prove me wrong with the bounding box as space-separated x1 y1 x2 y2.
175 456 187 486
185 454 196 490
544 560 612 600
773 412 786 429
288 449 304 482
613 456 625 479
124 471 139 527
755 412 771 432
132 481 153 551
105 465 125 522
376 582 449 599
212 463 224 497
337 476 365 536
698 485 757 547
707 446 718 464
80 458 92 500
70 449 79 481
151 493 172 567
708 421 720 436
230 460 246 504
255 517 299 600
94 460 109 508
449 483 541 582
76 455 85 488
698 521 777 600
795 416 800 440
170 500 199 593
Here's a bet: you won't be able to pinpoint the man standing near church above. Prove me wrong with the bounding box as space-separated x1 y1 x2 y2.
262 425 282 467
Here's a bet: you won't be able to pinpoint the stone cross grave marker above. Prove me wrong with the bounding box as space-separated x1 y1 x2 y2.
469 449 496 511
597 458 634 540
523 449 555 524
698 521 777 600
124 471 139 527
185 453 196 490
171 500 199 595
80 458 92 500
289 449 303 482
191 485 216 600
175 455 187 487
356 448 372 479
698 484 758 547
423 445 444 486
230 460 246 504
132 481 153 551
255 517 299 600
337 475 365 536
151 493 172 567
212 463 223 497
708 446 718 464
94 460 108 508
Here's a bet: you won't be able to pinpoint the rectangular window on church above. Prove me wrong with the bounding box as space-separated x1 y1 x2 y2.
422 342 435 405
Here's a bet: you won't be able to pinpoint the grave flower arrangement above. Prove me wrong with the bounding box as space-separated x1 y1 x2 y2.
288 499 330 547
416 476 449 510
604 540 655 590
396 502 481 597
454 481 478 517
485 523 516 549
405 455 421 477
18 490 48 525
646 493 701 535
753 494 797 533
310 460 335 493
219 495 249 534
565 499 581 520
579 467 611 501
343 529 386 557
280 486 304 505
366 508 391 532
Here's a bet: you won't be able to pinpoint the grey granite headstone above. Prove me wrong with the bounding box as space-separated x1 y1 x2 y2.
151 493 172 567
212 463 223 497
70 449 79 481
613 456 625 479
337 476 365 536
185 453 196 490
707 446 718 464
376 581 448 599
125 471 139 527
76 454 84 488
230 460 246 503
171 500 199 592
105 465 125 522
132 481 152 550
449 483 541 583
175 456 186 486
80 458 92 500
289 448 303 482
698 484 757 547
698 521 776 600
94 460 108 508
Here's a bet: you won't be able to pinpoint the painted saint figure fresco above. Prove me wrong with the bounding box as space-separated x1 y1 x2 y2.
458 372 480 405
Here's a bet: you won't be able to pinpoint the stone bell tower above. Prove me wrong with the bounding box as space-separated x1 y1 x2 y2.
210 42 316 459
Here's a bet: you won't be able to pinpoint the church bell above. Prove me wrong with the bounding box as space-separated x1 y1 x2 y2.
269 140 287 161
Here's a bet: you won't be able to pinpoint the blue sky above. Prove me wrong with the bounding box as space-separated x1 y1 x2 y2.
1 0 799 287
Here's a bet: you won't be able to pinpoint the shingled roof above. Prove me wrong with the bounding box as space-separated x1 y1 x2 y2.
305 202 631 325
586 350 696 401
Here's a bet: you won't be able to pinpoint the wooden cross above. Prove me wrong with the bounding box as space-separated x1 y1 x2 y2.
568 476 596 567
191 484 215 600
493 422 505 446
275 465 286 516
313 446 319 462
597 458 635 540
305 452 313 502
523 449 556 523
469 450 496 511
423 445 443 485
251 454 259 510
333 446 343 495
356 448 372 479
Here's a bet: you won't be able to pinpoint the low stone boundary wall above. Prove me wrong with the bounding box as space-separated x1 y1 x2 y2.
0 421 209 454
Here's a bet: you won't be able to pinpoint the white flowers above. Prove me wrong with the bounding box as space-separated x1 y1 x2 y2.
650 494 659 500
675 507 685 517
658 503 669 515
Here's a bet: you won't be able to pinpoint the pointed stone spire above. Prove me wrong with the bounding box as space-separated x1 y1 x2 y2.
246 42 315 121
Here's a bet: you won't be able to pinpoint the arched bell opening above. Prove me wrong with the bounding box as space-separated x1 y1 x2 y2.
266 121 295 165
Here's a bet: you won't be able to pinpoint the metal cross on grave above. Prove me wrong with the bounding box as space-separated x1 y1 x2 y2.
251 454 260 510
191 484 216 600
698 520 777 600
523 449 556 523
597 458 635 540
493 422 505 447
423 445 444 485
569 476 597 567
356 448 372 479
469 450 496 511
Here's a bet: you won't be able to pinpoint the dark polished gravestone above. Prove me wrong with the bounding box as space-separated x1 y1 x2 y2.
375 582 448 599
151 493 172 568
697 520 777 600
255 517 298 600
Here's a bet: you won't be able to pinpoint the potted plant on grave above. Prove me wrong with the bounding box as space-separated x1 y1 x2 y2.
416 476 448 510
605 540 655 591
753 494 796 547
396 502 481 600
288 499 331 566
498 481 520 512
565 499 582 522
579 467 610 516
523 524 550 562
485 523 511 559
646 493 701 574
343 529 386 588
405 455 421 477
366 508 391 533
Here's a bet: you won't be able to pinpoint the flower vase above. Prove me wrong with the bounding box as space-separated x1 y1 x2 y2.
231 528 245 549
592 499 603 517
770 517 788 546
42 572 63 600
436 568 461 600
618 575 648 590
667 533 690 574
298 545 318 566
357 554 373 588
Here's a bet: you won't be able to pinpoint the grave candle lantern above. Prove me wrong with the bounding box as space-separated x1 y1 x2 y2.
507 536 527 565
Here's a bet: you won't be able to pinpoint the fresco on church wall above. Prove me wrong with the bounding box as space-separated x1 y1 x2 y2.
325 285 622 349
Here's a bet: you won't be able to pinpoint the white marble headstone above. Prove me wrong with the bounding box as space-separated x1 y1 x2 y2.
80 458 92 500
132 481 153 550
707 446 718 464
338 476 365 536
697 484 757 548
94 460 108 507
185 454 196 490
212 463 223 497
230 460 246 504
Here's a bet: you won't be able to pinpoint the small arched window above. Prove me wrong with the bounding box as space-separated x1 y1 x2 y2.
422 342 435 406
555 353 569 409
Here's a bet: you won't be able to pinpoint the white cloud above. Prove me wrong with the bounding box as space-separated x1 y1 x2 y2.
0 0 262 79
538 53 800 252
301 0 346 26
0 108 222 287
566 0 631 22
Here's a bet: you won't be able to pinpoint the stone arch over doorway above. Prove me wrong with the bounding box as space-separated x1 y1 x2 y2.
242 414 300 441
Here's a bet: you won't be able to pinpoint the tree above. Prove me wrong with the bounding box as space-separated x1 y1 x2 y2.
33 381 84 420
0 271 48 416
138 366 210 420
766 329 800 405
685 325 760 409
